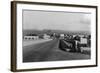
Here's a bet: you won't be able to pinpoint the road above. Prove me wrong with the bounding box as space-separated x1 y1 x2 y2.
23 39 53 46
23 39 90 62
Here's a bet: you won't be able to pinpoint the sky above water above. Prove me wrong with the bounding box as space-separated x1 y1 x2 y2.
23 10 91 32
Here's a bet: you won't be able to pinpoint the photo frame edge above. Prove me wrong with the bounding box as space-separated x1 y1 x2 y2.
11 1 17 72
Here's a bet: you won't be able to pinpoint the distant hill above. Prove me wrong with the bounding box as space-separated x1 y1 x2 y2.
23 29 91 36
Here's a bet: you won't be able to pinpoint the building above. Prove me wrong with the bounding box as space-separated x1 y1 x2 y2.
24 34 39 40
43 34 50 39
60 34 64 39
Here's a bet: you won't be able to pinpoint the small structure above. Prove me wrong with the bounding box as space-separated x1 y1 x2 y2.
24 34 39 40
80 37 88 44
60 34 64 39
43 34 50 39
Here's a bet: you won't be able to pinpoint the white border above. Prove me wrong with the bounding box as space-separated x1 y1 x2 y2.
17 3 96 69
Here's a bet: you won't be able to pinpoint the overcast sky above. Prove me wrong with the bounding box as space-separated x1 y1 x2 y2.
23 10 91 32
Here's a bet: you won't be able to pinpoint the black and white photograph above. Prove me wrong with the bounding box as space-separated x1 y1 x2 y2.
11 1 97 71
23 10 91 62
